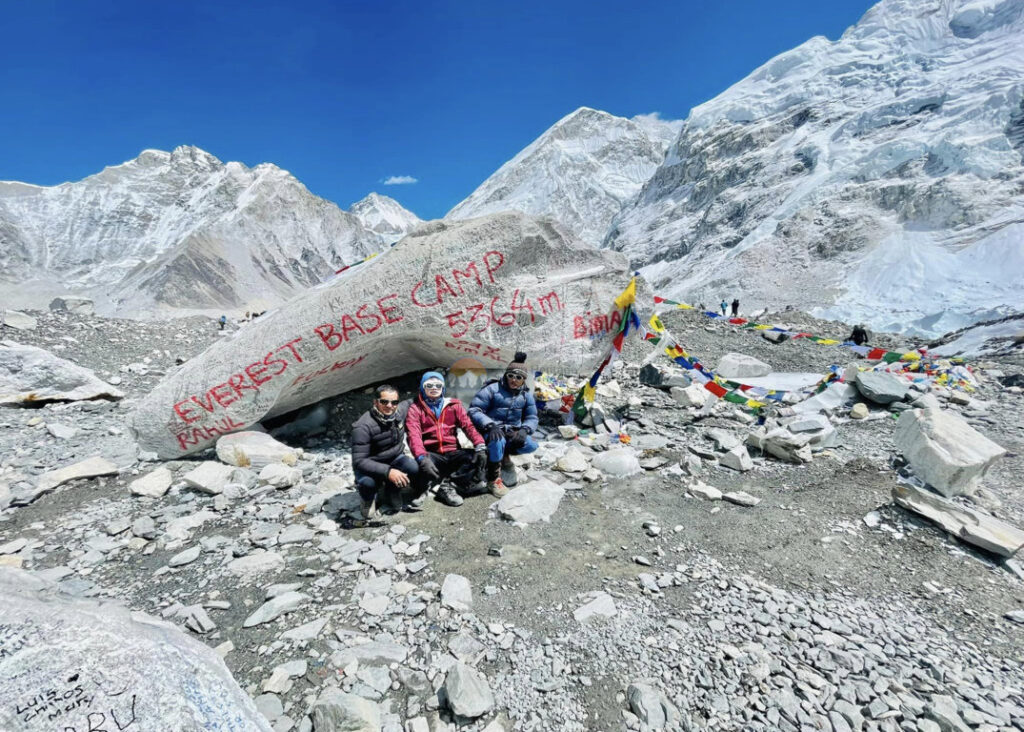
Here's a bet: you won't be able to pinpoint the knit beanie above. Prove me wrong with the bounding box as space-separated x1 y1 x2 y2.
505 351 528 378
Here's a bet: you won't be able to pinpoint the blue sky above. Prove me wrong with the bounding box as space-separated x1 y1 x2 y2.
1 0 876 220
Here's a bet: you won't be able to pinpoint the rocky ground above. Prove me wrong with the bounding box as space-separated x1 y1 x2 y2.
2 307 1024 732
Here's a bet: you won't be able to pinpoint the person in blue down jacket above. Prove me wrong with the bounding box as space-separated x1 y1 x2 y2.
469 351 539 497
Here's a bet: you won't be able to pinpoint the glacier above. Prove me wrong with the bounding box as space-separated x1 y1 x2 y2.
603 0 1024 337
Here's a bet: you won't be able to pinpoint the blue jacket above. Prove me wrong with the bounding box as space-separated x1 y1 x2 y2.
469 378 539 433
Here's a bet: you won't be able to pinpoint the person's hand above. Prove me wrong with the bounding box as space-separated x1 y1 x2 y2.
473 448 487 470
486 423 504 444
387 468 410 488
419 454 440 482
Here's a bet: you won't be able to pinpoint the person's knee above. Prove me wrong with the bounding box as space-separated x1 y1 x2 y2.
355 476 377 500
488 438 505 463
518 436 539 454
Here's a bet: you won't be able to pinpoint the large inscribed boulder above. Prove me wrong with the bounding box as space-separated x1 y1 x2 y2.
132 212 634 457
0 568 271 731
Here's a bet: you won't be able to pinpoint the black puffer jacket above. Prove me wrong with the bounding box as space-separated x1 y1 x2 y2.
351 400 410 478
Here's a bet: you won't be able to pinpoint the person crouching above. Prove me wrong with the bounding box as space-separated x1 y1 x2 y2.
406 371 487 507
351 385 426 519
469 351 539 497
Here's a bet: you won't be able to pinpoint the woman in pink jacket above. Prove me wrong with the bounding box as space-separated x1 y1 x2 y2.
406 371 486 507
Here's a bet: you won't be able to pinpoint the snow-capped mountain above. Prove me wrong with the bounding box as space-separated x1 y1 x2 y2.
606 0 1024 337
0 146 386 317
446 107 681 246
348 192 422 243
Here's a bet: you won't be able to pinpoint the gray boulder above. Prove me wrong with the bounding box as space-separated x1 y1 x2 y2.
671 384 710 408
716 352 771 379
496 479 565 524
639 363 690 389
1 310 37 330
0 340 124 405
0 567 271 731
590 448 643 477
243 591 310 627
627 682 681 729
895 408 1006 496
854 370 909 405
49 296 96 315
216 431 298 470
441 574 473 612
182 461 236 495
311 687 381 731
443 663 495 719
893 484 1024 557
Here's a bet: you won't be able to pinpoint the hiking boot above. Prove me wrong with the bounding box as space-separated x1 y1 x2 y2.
488 478 509 498
435 483 464 507
500 455 519 487
359 496 377 520
405 493 427 512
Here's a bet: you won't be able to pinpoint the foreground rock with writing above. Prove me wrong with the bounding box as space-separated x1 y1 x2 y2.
0 340 125 405
895 407 1006 497
0 567 271 731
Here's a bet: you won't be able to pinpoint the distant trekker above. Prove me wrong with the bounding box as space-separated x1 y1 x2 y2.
848 324 870 346
720 299 727 316
218 314 227 330
731 298 739 317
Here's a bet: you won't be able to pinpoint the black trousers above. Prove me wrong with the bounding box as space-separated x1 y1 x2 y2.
428 449 482 492
354 454 427 505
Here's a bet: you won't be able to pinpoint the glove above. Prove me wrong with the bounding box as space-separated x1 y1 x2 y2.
507 428 529 449
485 423 504 444
418 454 440 482
473 448 487 471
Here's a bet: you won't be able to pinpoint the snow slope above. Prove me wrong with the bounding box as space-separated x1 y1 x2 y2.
605 0 1024 336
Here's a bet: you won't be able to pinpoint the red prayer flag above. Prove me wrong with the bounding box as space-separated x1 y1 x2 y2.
704 382 728 398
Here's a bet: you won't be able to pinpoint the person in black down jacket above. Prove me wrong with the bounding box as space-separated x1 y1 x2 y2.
351 384 425 518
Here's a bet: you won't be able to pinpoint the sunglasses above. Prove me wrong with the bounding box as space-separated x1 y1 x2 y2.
423 382 444 390
506 372 526 381
376 398 400 406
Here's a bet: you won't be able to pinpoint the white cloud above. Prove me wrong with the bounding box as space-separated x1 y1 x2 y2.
383 175 418 185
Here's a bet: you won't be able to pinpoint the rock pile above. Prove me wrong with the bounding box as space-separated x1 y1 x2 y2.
0 304 1022 730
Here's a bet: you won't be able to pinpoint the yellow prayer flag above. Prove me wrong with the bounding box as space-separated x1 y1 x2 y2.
649 314 666 333
613 278 637 309
676 303 693 310
583 384 596 402
900 352 921 361
817 338 839 345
